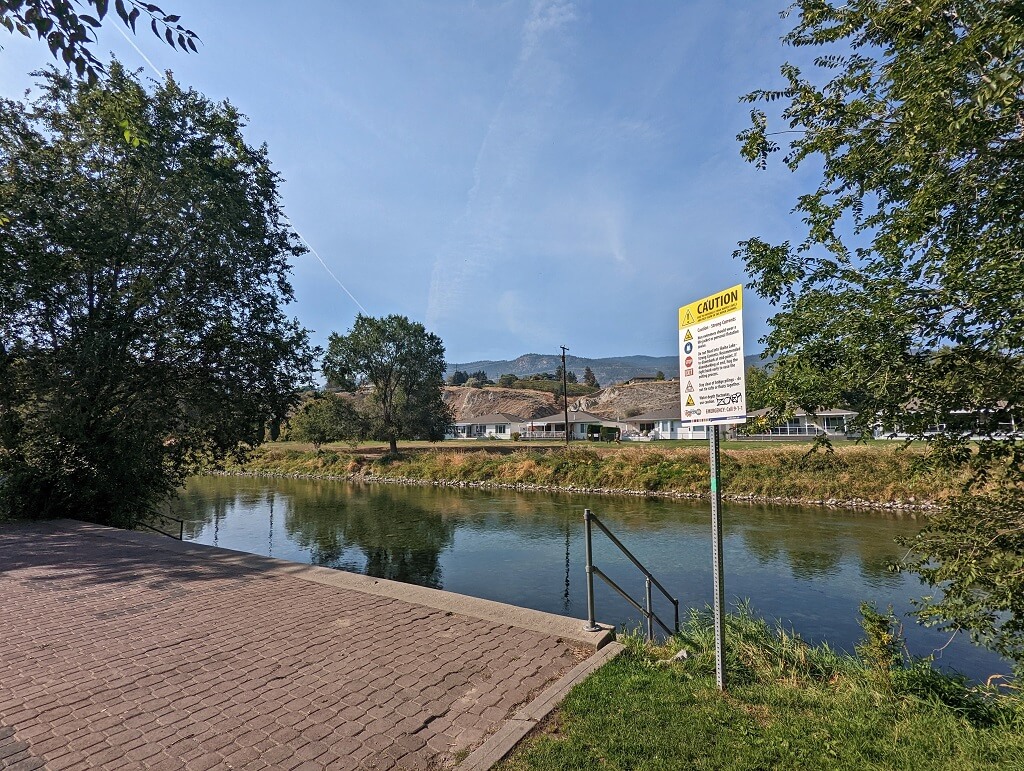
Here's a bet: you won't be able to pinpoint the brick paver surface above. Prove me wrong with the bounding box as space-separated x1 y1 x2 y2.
0 522 584 770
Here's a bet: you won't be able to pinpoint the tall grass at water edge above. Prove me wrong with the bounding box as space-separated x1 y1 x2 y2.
225 443 965 505
499 605 1024 770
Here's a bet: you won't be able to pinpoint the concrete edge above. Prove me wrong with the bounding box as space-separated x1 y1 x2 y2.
459 641 626 770
46 519 616 650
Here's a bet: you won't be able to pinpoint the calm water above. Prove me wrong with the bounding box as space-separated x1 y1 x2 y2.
169 476 1009 681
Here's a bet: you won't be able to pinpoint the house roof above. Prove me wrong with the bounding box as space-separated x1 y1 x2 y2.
453 413 524 426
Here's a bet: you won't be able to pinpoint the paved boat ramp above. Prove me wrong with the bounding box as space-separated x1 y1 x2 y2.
0 520 619 770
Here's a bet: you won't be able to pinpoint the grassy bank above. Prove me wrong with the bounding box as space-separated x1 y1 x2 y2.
499 609 1022 770
221 441 967 508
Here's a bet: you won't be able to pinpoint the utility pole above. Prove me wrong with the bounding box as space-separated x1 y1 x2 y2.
560 345 570 448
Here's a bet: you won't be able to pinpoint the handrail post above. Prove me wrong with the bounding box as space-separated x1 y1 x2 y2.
645 577 653 642
583 509 600 632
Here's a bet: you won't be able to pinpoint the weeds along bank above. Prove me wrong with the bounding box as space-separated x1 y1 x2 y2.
219 443 966 510
499 607 1024 770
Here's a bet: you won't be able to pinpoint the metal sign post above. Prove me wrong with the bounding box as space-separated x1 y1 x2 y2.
678 284 746 692
709 424 726 690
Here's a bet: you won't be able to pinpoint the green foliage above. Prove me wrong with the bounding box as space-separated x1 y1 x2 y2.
738 1 1024 669
654 370 665 380
856 602 902 683
737 1 1024 440
582 366 599 388
0 1 198 82
0 65 315 526
323 314 452 454
446 369 469 386
497 373 518 387
288 394 362 449
898 487 1024 674
467 369 491 384
744 365 773 412
504 379 597 397
502 606 1024 771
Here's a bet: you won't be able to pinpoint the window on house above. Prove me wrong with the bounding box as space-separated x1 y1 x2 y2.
496 424 507 434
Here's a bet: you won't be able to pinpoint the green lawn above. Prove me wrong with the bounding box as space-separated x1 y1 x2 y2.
499 611 1023 771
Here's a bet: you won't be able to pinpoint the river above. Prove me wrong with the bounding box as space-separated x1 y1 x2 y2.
168 475 1009 682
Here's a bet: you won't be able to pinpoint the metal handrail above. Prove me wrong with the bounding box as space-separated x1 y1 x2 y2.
583 508 679 641
138 513 185 540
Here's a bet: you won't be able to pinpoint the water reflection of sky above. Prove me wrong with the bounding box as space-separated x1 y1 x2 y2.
170 477 1009 682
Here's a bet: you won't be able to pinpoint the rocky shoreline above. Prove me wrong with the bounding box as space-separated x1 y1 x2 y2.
207 468 938 514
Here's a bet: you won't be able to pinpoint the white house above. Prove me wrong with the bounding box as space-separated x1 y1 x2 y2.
447 413 523 440
739 407 858 439
622 408 710 441
521 410 616 440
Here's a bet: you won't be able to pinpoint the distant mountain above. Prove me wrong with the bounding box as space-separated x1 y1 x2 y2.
448 352 768 387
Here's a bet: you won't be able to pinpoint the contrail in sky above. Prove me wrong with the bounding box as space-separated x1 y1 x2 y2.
113 27 368 316
113 23 161 76
292 228 369 315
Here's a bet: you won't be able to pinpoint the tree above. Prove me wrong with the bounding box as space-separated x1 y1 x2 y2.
289 393 361 450
582 366 599 388
446 369 468 386
467 369 491 384
737 1 1024 668
0 64 315 526
744 365 773 412
497 373 518 387
0 0 197 81
322 314 452 454
654 371 665 381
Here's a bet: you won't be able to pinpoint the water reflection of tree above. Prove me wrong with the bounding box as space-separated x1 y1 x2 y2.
166 477 279 543
281 482 456 589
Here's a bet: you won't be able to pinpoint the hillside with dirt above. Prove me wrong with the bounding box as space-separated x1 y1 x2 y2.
570 380 680 418
445 380 680 421
443 386 558 420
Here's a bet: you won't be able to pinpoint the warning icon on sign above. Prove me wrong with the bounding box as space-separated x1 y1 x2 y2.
685 381 694 392
683 329 693 341
682 309 695 326
685 395 695 407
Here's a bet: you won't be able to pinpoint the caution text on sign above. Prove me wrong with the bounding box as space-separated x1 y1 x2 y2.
678 285 747 425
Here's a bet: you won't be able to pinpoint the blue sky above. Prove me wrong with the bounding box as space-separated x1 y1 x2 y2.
0 1 818 364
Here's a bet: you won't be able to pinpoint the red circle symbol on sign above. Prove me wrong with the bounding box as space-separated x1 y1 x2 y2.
684 356 693 367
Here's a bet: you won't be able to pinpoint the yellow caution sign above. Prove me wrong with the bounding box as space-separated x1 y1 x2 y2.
685 394 695 406
679 284 742 328
683 329 693 341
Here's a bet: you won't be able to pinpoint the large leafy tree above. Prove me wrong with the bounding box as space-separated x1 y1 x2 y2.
737 2 1024 669
0 0 197 81
323 315 452 454
0 63 315 526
